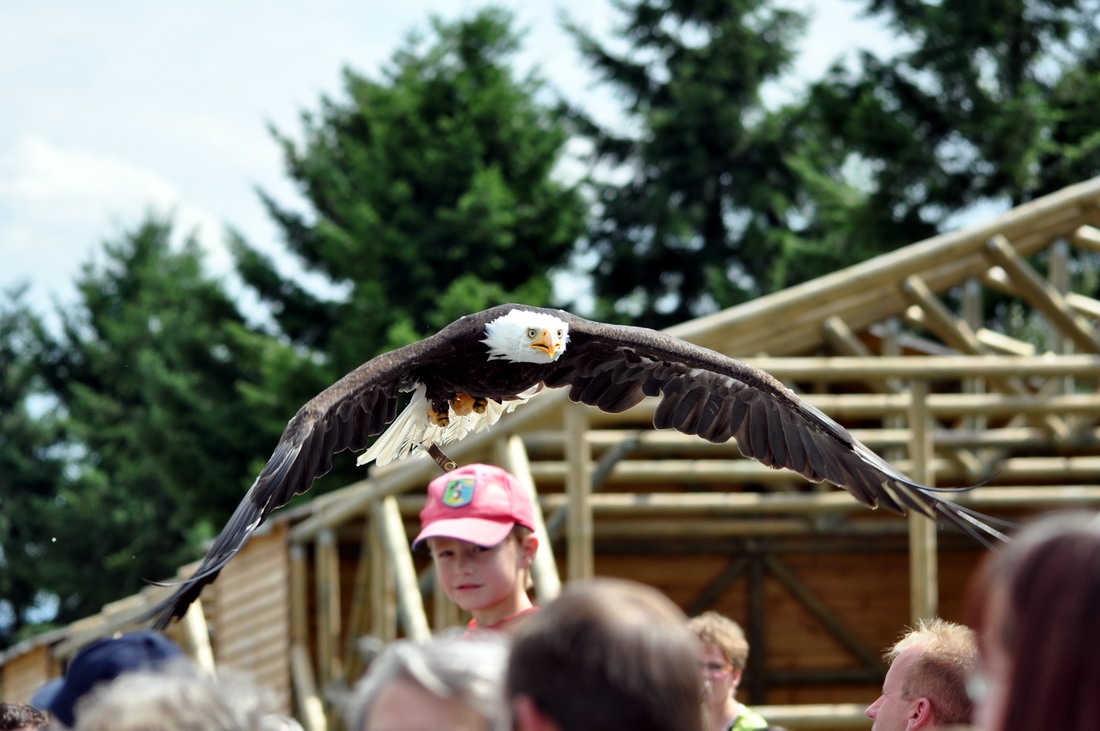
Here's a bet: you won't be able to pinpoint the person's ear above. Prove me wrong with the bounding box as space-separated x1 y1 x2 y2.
909 696 933 728
520 533 539 568
513 694 560 731
730 667 744 690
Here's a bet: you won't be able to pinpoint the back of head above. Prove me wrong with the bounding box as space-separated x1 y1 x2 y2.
969 511 1100 731
886 617 977 725
36 630 185 727
0 701 49 730
346 634 510 731
507 578 704 731
72 663 275 731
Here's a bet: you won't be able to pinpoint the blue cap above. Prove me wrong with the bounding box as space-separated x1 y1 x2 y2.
35 631 184 726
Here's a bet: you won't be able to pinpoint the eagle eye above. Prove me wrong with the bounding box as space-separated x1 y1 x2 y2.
526 328 538 339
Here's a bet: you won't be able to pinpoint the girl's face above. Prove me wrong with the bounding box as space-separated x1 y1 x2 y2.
428 533 535 625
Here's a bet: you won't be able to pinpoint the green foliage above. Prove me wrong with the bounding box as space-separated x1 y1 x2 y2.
238 7 586 383
38 215 270 621
565 0 873 327
809 0 1100 242
0 287 65 646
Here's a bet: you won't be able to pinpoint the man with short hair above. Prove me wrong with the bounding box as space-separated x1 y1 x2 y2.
507 578 705 731
865 617 978 730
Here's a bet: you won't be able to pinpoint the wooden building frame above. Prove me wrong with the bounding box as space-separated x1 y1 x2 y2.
4 177 1100 730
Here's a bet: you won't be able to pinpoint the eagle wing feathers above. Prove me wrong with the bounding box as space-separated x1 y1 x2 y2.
150 305 1006 629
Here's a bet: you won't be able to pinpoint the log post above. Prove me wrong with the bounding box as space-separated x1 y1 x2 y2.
565 403 593 581
907 380 938 621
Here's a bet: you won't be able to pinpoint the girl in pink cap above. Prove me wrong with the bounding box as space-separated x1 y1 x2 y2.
414 463 540 634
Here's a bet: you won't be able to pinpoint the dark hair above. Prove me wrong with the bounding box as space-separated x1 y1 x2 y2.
507 578 704 731
967 511 1100 731
0 701 49 730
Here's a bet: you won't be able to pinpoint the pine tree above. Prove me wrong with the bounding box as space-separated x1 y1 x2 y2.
235 7 586 386
0 287 65 646
565 0 869 328
40 215 270 619
808 0 1100 246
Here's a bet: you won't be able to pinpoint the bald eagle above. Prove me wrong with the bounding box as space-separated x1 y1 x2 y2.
151 304 1004 627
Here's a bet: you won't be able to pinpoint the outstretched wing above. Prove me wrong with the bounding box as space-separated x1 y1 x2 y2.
149 319 474 628
544 312 1006 544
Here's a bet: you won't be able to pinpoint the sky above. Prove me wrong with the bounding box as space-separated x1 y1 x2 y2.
0 0 900 322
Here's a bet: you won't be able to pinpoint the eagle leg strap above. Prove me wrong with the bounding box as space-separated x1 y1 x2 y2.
427 443 459 472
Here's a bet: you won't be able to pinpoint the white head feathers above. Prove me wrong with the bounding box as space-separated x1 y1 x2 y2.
481 309 569 364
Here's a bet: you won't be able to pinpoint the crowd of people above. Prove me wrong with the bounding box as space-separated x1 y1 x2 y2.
5 464 1099 730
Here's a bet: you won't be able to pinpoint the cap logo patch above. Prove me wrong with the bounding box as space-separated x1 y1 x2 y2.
442 478 476 508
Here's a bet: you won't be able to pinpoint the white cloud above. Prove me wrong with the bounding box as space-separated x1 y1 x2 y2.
0 136 229 306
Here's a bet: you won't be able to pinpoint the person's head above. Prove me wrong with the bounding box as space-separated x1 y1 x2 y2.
0 702 49 731
864 618 977 730
72 663 277 731
345 634 510 731
415 464 539 623
688 611 750 708
507 577 705 731
967 511 1100 731
32 630 186 727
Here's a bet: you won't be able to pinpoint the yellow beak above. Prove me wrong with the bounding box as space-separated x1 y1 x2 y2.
530 329 560 357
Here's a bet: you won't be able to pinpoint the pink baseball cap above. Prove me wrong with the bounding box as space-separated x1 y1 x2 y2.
414 463 536 548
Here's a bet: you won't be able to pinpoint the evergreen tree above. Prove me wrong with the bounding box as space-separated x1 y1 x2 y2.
808 0 1100 246
41 215 270 619
565 0 868 328
235 7 586 391
0 287 65 647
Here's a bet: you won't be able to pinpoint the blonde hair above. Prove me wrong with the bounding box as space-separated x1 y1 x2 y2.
688 611 750 670
885 617 977 725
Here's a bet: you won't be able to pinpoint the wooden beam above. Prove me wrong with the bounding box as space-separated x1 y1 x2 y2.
343 519 374 685
289 544 309 650
907 380 938 621
746 550 767 705
668 176 1100 356
985 234 1100 353
498 435 562 601
179 601 215 675
369 510 397 642
743 354 1100 380
565 404 594 581
752 703 875 729
314 529 342 689
1071 224 1100 252
686 556 749 616
376 496 430 641
290 644 327 731
764 555 888 674
527 453 1100 486
526 485 1100 513
902 274 1068 440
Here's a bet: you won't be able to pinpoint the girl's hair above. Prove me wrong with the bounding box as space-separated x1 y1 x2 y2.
966 511 1100 731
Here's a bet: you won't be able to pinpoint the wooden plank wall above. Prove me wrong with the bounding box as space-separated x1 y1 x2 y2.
0 644 55 704
214 521 292 713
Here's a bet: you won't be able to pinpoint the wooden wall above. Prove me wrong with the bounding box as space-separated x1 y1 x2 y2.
213 521 292 713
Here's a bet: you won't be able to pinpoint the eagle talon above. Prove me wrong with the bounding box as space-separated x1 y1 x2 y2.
450 392 485 417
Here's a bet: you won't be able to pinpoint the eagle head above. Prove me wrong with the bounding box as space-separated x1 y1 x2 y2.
482 309 569 364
